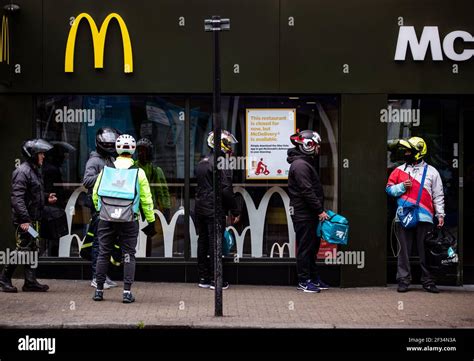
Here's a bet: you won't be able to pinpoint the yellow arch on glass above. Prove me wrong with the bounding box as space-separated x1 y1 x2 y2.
65 13 133 73
1 16 9 64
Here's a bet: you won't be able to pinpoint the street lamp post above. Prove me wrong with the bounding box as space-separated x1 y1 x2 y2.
204 15 230 317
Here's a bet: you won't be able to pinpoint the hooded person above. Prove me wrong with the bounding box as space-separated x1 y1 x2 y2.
287 129 330 293
0 139 57 292
386 136 445 293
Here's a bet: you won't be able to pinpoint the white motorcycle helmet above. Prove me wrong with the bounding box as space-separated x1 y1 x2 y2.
116 134 136 155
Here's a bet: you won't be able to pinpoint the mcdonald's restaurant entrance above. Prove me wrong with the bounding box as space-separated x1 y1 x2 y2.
0 0 472 287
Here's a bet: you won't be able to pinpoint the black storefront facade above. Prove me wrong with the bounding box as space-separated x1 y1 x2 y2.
0 0 472 287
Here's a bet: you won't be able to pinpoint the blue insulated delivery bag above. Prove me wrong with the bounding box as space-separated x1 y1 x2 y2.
316 210 349 245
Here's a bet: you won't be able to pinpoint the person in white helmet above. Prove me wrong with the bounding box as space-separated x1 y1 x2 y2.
92 134 156 303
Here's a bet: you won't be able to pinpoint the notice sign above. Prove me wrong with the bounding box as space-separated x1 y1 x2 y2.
246 109 296 180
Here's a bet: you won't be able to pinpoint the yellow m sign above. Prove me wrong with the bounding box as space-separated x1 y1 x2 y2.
0 15 9 64
65 13 133 73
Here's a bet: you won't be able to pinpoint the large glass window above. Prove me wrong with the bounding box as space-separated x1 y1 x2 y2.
35 94 339 260
190 95 339 259
36 95 185 258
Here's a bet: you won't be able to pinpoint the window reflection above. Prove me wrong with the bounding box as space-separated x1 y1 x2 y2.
190 96 339 259
36 95 185 258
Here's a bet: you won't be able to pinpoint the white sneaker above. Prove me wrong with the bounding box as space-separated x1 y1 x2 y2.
91 278 112 290
105 276 118 288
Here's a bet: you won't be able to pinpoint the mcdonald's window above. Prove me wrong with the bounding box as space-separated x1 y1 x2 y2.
35 95 339 260
35 95 186 258
190 95 339 259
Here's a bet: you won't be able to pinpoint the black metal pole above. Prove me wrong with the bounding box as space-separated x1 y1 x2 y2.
212 16 223 317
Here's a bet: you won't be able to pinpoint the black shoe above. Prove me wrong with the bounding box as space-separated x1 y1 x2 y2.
22 282 49 292
23 267 49 292
123 292 135 303
198 278 211 289
423 284 440 294
397 283 409 293
93 289 104 301
0 275 17 293
210 281 229 290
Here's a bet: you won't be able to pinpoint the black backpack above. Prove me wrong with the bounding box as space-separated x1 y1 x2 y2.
424 227 458 269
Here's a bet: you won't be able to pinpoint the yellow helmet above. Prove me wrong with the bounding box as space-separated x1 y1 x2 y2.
399 136 427 161
207 130 238 154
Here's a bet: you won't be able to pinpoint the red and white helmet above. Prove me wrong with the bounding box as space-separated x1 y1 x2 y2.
290 129 322 155
116 134 136 155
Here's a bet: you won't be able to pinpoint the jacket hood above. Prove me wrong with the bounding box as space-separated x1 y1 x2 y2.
89 151 102 158
287 147 315 164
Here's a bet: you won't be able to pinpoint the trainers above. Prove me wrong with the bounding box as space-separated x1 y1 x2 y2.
313 276 329 290
198 278 211 288
423 284 440 294
210 281 229 290
105 276 118 288
123 291 135 304
397 283 409 293
91 278 111 289
93 289 104 301
297 280 321 293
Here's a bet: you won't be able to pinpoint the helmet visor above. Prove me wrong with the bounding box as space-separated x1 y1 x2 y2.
33 139 54 154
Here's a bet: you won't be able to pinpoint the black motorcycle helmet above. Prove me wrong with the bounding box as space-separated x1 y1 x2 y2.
22 139 53 162
137 138 153 162
96 127 121 157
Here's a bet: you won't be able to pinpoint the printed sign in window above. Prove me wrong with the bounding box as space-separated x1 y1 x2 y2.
246 109 296 180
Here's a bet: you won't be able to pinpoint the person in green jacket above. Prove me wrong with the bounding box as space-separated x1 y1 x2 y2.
92 134 156 304
136 138 171 219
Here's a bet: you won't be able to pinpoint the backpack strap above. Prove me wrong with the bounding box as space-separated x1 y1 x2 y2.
415 165 428 206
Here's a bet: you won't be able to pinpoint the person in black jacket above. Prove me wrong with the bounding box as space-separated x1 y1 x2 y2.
195 130 240 289
287 129 329 293
0 139 57 292
82 127 120 289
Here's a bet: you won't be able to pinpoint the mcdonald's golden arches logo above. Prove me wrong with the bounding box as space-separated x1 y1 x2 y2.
0 15 9 64
65 13 133 73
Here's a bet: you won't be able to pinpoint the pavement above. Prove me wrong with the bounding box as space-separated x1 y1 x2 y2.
0 279 473 329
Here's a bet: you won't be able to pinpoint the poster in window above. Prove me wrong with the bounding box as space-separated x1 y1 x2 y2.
246 109 296 180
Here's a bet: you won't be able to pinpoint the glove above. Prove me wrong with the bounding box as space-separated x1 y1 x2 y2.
141 221 157 237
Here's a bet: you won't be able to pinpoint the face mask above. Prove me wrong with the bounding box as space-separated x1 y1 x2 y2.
404 153 415 164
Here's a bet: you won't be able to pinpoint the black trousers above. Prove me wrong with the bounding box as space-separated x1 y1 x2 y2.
196 214 226 282
294 221 321 283
396 221 434 286
96 220 138 291
88 212 100 278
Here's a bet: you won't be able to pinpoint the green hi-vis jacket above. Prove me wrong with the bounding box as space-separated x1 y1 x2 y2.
135 160 171 211
92 156 156 223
